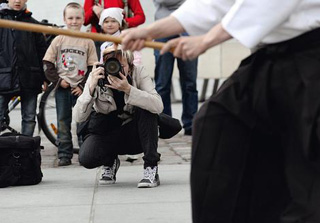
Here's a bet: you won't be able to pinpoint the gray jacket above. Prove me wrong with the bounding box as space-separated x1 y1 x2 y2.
153 0 185 20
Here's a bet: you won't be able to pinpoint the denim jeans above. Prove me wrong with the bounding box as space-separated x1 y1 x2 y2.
0 92 37 136
154 33 198 131
55 87 79 159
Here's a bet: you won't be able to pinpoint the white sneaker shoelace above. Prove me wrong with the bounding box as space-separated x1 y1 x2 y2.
142 166 157 182
101 166 114 179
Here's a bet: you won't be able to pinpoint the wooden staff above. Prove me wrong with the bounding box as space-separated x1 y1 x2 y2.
0 19 165 50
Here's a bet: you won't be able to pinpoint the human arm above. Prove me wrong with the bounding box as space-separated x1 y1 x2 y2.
43 60 70 89
83 0 98 26
161 23 232 60
121 15 185 51
34 27 50 89
126 0 146 27
73 80 95 123
220 0 303 48
92 4 104 19
124 66 163 114
106 72 131 94
73 66 104 122
43 36 60 85
172 0 303 48
43 60 59 85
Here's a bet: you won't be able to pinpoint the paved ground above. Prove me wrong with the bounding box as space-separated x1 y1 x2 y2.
0 102 194 223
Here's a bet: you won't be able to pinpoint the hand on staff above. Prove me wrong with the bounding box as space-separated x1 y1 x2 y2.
120 27 152 51
88 64 105 95
160 35 208 61
161 23 233 60
106 72 131 95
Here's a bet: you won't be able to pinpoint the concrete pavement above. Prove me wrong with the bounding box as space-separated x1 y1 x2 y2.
0 103 193 223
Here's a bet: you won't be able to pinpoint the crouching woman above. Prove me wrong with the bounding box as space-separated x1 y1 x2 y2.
73 46 163 188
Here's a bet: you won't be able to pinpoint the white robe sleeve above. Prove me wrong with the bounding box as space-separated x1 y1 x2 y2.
222 0 303 48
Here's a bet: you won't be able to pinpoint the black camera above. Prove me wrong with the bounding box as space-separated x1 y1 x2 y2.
97 58 123 88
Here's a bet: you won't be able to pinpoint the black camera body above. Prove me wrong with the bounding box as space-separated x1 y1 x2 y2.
97 58 123 88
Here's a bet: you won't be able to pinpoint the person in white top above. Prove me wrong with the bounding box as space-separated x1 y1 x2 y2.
73 45 163 188
120 1 320 222
98 7 126 62
99 7 142 65
43 2 98 167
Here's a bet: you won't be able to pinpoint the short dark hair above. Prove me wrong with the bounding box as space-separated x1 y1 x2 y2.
63 2 84 18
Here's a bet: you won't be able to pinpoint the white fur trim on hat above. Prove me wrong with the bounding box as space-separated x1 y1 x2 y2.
99 8 124 27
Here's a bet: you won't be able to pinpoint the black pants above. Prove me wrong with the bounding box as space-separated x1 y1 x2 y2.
79 108 160 168
191 28 320 223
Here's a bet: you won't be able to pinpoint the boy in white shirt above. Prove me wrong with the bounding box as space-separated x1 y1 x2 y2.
43 2 98 166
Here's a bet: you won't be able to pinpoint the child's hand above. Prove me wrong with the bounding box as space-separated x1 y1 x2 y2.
93 4 103 18
60 79 70 89
106 72 131 94
42 81 48 92
71 86 83 96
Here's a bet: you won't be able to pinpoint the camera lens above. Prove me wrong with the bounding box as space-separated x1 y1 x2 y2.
105 58 121 75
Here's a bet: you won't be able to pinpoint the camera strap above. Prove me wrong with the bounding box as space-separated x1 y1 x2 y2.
112 89 125 115
111 75 132 115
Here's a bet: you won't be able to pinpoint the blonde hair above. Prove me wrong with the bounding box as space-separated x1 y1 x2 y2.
63 2 84 18
103 50 135 72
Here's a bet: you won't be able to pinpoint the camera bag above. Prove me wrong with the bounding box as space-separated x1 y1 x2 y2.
158 113 182 139
0 133 43 188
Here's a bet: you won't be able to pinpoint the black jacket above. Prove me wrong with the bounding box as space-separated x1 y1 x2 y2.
0 8 47 94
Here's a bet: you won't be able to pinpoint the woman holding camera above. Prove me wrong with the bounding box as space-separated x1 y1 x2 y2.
73 45 163 188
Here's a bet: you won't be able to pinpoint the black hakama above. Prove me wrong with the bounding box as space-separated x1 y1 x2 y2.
191 28 320 223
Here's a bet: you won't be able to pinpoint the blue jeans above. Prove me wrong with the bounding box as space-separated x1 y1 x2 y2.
154 34 198 131
55 87 79 159
0 92 37 136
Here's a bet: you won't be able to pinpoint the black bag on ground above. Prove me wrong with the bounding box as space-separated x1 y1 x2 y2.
158 113 182 139
0 133 43 188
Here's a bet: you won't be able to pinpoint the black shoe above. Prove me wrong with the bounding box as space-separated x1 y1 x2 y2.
58 158 72 166
137 166 160 188
184 128 192 136
99 157 120 185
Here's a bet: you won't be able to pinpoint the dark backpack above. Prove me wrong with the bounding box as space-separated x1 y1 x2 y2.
0 133 43 188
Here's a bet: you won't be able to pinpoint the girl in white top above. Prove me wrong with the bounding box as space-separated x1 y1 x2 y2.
99 7 141 65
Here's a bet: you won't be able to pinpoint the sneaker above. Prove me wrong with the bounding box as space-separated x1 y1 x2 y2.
99 158 120 185
137 166 160 188
58 158 72 166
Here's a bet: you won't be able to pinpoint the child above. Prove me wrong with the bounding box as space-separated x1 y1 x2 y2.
0 0 48 136
43 2 98 166
98 7 142 65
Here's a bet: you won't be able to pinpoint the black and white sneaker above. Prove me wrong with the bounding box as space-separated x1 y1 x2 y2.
137 166 160 188
99 158 120 185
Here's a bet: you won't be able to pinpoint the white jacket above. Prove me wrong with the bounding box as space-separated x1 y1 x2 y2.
73 65 163 123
